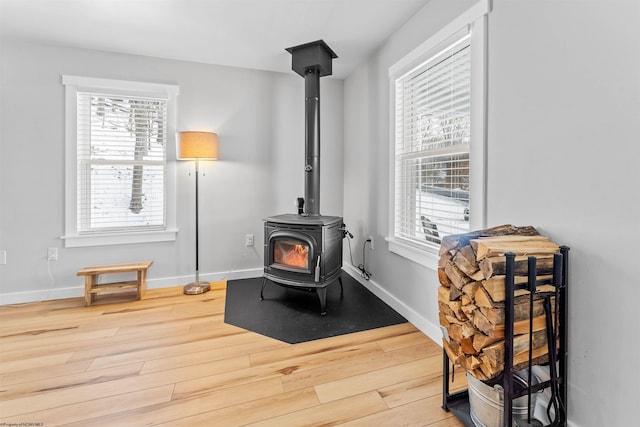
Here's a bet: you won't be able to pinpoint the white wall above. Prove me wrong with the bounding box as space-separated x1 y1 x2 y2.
343 0 639 425
0 38 344 303
487 2 639 426
343 0 479 349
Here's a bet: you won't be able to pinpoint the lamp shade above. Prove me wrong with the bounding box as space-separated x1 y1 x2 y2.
177 131 218 160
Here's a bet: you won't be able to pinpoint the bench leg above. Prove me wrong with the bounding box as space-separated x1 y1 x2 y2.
85 275 96 306
137 269 147 300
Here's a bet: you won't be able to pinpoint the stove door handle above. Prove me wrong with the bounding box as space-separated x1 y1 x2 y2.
315 254 321 282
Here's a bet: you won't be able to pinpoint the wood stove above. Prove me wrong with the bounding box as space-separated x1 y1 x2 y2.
262 214 344 314
261 40 344 315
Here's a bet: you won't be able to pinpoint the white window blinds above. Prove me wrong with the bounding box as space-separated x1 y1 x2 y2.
394 35 471 247
76 92 167 233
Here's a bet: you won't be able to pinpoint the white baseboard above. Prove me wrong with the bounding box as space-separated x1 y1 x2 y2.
342 263 442 345
0 286 84 306
145 267 263 289
0 267 263 306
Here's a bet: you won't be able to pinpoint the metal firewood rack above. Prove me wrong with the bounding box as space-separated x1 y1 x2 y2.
442 246 569 427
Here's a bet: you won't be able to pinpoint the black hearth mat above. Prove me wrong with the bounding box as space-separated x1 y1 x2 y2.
224 272 407 344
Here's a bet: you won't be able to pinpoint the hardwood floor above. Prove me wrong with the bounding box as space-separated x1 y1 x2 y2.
0 281 466 426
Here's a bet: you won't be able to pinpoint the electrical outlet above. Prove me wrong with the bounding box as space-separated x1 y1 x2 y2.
368 236 374 250
0 250 6 265
47 247 58 261
245 234 254 247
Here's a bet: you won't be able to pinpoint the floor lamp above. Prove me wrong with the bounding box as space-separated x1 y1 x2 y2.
177 131 218 295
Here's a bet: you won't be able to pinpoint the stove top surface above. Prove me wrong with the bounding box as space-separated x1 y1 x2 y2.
264 213 343 226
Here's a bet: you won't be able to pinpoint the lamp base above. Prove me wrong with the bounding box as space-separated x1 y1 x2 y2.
183 281 211 295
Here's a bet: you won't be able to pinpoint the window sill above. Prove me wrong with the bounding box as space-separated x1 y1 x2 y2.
62 228 178 248
386 237 439 271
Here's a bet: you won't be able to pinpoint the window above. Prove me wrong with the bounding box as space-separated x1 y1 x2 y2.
62 76 179 247
395 36 471 246
388 2 488 266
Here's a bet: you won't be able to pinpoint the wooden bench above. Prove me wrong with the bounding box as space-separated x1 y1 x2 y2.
77 261 153 306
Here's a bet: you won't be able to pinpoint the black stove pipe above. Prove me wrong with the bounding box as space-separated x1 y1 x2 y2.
286 40 337 217
304 69 321 216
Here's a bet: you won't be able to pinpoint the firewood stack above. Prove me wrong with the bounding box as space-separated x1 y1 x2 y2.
438 224 560 380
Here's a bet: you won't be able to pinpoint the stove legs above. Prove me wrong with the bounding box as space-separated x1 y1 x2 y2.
317 277 343 315
260 276 343 315
317 287 327 315
260 277 267 300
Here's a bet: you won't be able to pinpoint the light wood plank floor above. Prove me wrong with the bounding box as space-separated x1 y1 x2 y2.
0 281 466 426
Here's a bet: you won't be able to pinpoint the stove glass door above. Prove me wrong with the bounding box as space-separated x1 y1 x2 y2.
273 239 310 270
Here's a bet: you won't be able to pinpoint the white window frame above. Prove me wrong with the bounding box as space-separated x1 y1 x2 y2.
62 75 179 247
387 1 489 269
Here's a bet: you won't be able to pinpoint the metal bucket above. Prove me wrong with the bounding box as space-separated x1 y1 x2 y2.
467 371 539 427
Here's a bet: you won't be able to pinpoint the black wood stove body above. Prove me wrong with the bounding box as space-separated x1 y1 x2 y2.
262 214 344 315
261 40 345 315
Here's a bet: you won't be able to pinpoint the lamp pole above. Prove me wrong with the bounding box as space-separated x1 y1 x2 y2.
178 131 218 295
194 158 201 284
184 157 209 294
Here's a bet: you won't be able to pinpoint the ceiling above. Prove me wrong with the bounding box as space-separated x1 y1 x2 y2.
0 0 431 79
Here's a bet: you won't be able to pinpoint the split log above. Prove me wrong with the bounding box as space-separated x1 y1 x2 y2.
439 312 450 327
479 350 550 380
471 236 560 262
460 294 473 306
480 255 555 279
467 355 483 370
482 275 555 303
473 332 502 352
461 321 476 338
449 286 463 301
469 270 485 282
481 330 548 368
438 268 453 287
438 286 450 304
444 262 470 290
447 300 467 321
439 285 465 303
452 245 479 276
438 251 453 269
445 314 466 325
443 339 459 365
461 303 477 318
474 285 497 308
462 281 481 299
460 337 477 355
439 224 540 256
474 311 549 338
448 323 465 342
479 298 546 325
468 367 490 381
